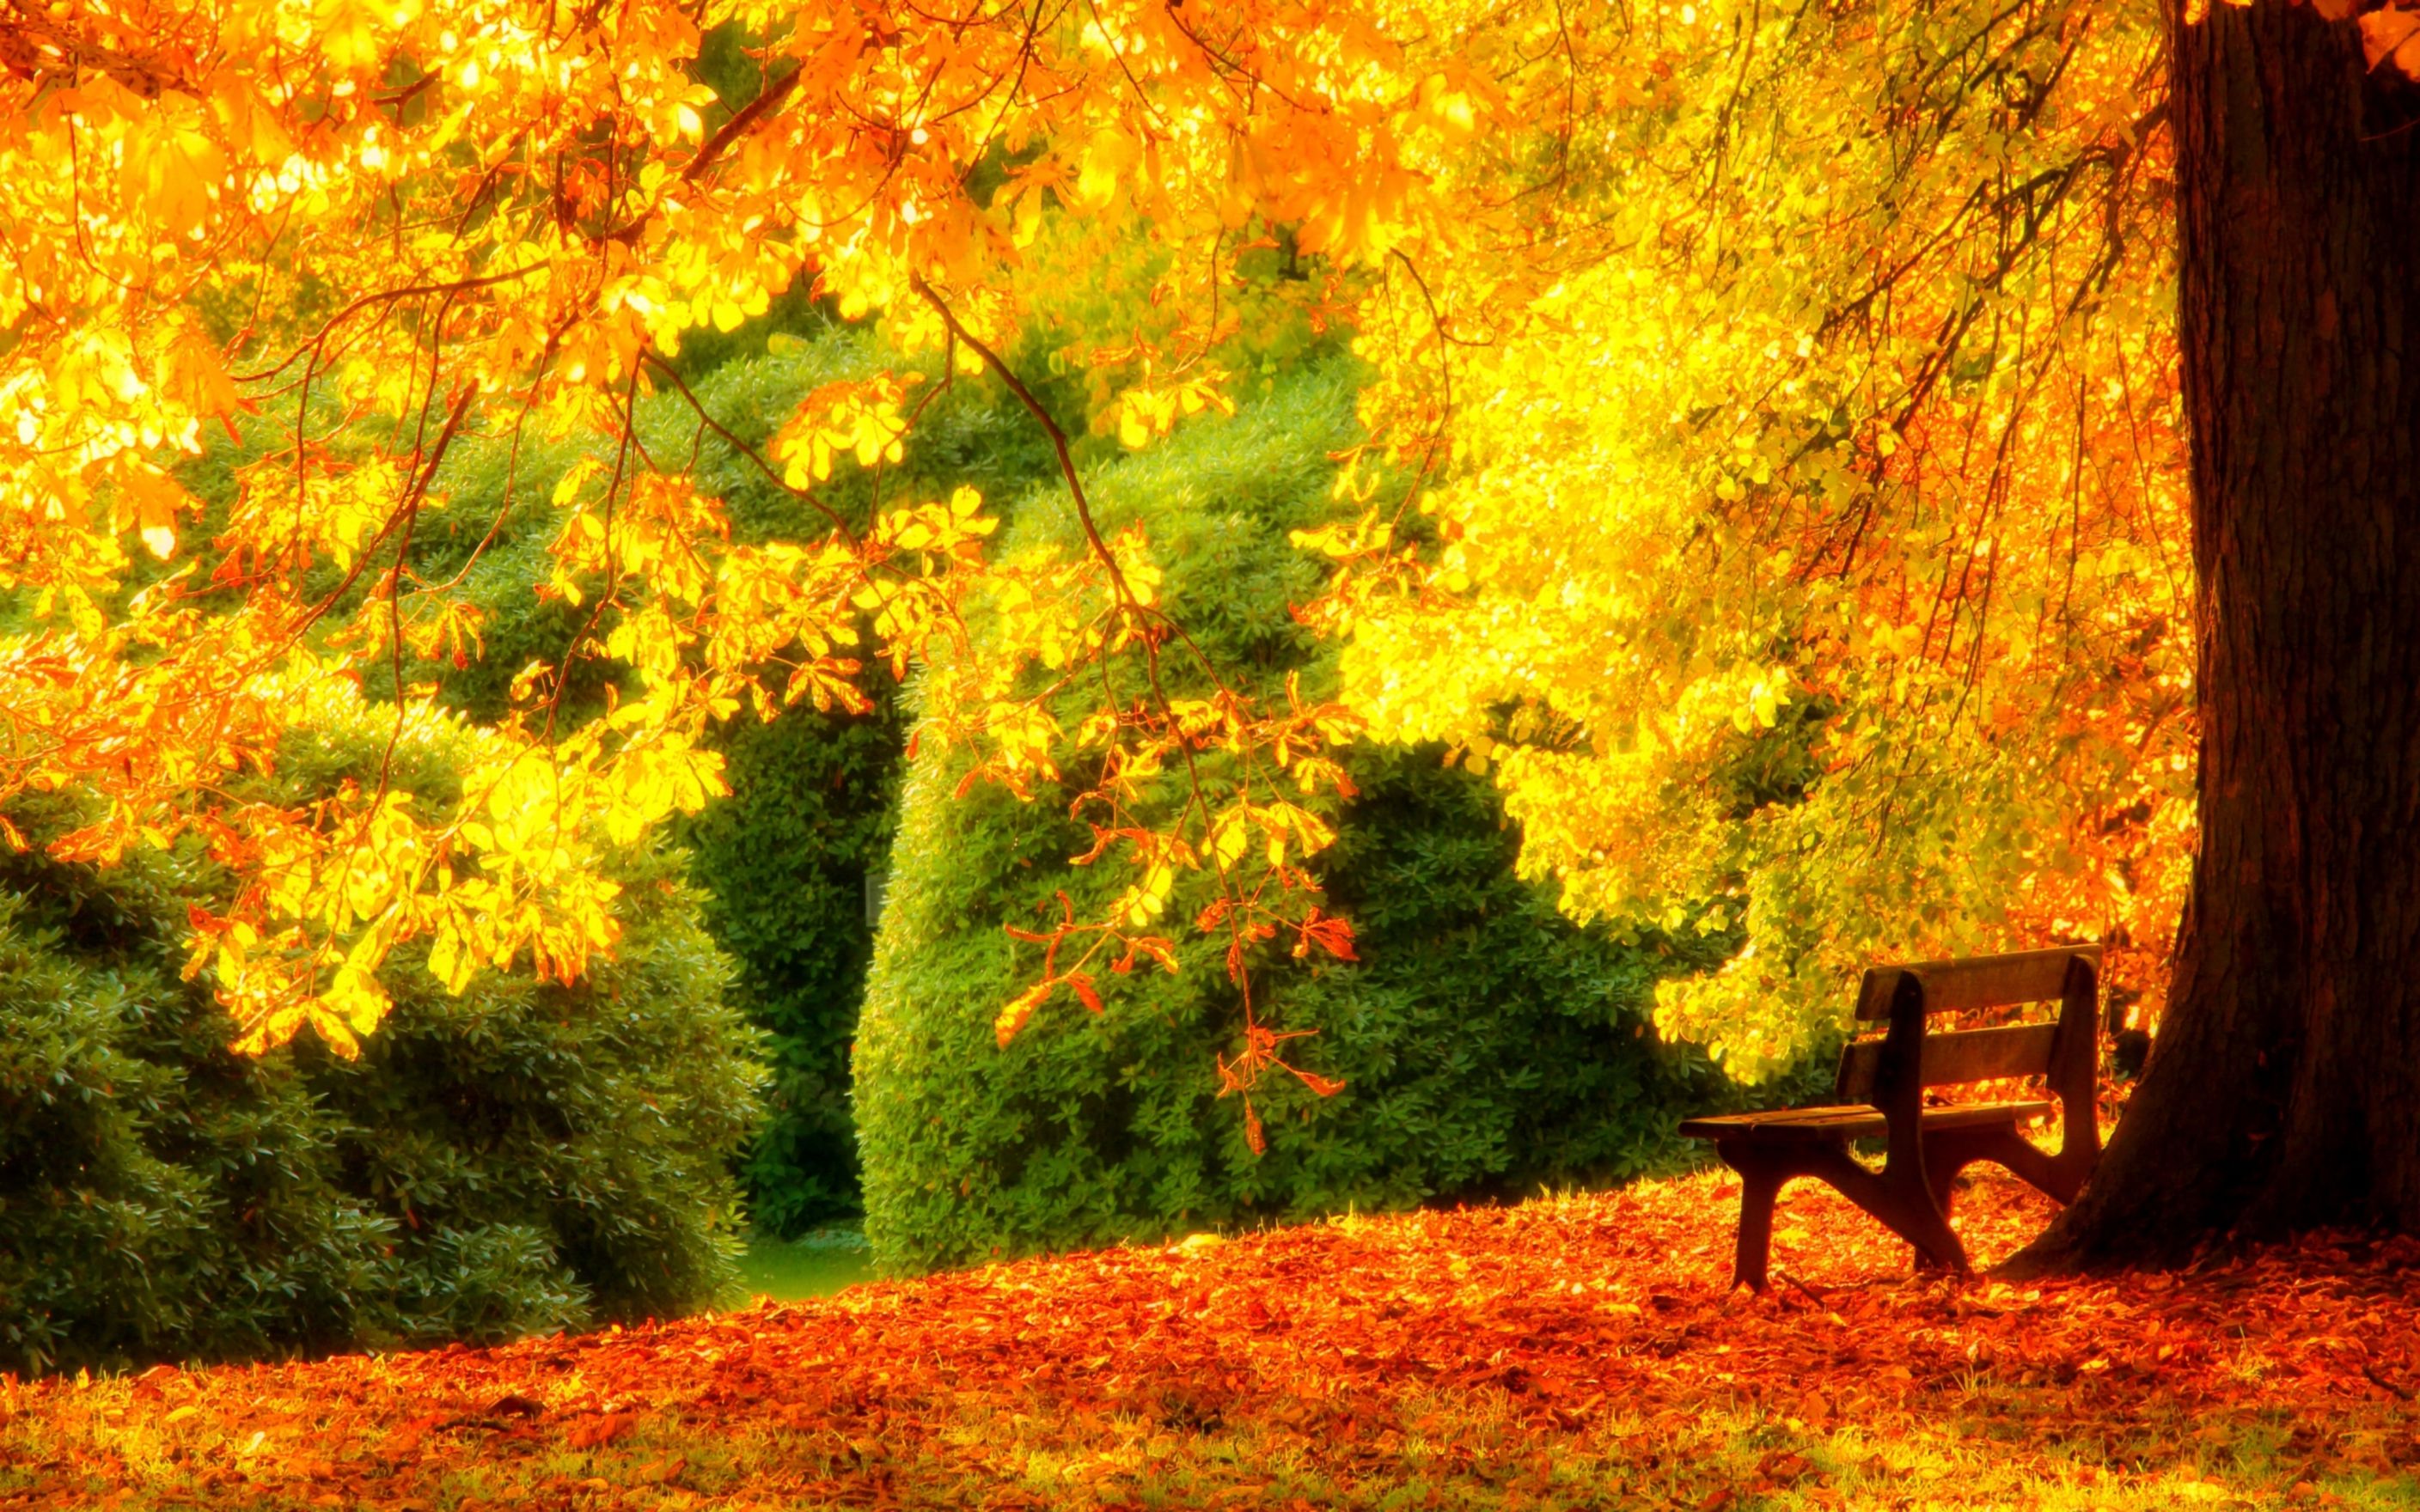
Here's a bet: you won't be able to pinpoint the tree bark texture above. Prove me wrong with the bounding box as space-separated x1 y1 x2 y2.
2017 0 2420 1268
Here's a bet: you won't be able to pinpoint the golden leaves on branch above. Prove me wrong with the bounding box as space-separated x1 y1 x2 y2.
0 0 1675 1082
1304 0 2195 1076
772 377 914 487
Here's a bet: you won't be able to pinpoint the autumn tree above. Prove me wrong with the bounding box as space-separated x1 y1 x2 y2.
2015 0 2420 1264
0 0 1404 1076
0 0 2198 1083
1309 0 2194 1086
12 0 2417 1264
1313 0 2420 1259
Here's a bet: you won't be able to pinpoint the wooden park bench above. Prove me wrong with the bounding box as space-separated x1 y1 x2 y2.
1679 945 2102 1289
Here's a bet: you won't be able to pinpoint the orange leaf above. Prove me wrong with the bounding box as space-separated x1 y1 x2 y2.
994 983 1049 1047
2360 6 2420 74
566 1412 634 1448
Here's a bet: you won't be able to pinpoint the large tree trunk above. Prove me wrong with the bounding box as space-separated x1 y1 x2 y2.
2013 0 2420 1270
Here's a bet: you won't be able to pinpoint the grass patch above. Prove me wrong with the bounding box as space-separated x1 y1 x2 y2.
734 1228 877 1304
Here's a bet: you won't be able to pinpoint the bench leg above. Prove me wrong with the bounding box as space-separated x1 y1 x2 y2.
1731 1160 1787 1292
1879 1182 1968 1275
1792 1143 1971 1275
1926 1137 1983 1217
1709 1137 1971 1287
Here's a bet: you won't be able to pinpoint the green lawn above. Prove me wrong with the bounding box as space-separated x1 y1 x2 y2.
732 1227 877 1302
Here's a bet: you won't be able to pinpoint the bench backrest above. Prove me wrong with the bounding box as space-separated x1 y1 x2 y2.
1835 944 2101 1104
1851 945 2101 1020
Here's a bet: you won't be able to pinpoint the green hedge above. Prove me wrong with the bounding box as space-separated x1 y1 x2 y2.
853 369 1730 1275
0 702 762 1376
395 323 1059 1235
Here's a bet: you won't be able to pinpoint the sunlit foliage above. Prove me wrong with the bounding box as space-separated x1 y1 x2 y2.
11 0 2392 1092
0 0 1429 1074
1311 0 2195 1076
855 369 1730 1272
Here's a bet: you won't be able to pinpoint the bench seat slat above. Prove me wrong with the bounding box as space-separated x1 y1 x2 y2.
1834 1021 2060 1102
1678 1098 2055 1143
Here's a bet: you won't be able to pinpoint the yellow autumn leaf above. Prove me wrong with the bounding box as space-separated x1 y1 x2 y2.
1075 128 1136 207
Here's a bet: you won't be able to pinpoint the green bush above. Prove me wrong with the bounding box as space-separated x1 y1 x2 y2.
0 701 763 1376
394 322 1054 1235
853 369 1731 1275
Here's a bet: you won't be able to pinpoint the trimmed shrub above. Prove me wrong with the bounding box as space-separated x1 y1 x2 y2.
0 697 762 1375
853 369 1731 1275
403 325 1054 1235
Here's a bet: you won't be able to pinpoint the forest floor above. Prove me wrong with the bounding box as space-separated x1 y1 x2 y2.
4 1164 2419 1510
